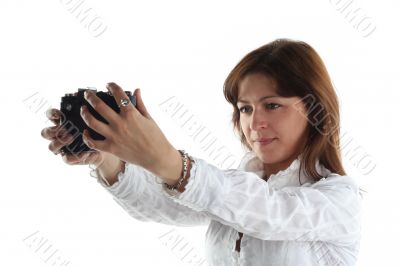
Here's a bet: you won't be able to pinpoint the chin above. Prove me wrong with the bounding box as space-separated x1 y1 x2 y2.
252 149 282 164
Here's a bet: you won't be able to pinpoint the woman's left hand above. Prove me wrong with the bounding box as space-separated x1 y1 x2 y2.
80 82 176 174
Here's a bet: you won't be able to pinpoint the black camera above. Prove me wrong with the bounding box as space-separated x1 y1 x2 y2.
59 87 136 155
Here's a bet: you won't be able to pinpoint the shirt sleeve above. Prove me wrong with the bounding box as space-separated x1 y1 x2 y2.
95 158 210 227
160 156 362 246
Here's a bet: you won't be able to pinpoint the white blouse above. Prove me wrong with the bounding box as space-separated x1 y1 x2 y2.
95 151 362 266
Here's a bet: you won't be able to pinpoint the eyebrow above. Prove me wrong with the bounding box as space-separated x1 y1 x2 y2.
237 95 280 103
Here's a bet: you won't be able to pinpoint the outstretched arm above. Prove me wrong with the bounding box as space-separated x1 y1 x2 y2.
158 156 362 246
94 158 210 227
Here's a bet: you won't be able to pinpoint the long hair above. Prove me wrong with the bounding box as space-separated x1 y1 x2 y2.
223 38 346 183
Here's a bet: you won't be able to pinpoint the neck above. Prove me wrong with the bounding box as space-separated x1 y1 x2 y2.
263 153 301 179
263 161 291 179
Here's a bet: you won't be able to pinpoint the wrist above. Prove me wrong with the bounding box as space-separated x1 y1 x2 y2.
148 147 182 185
96 154 125 186
164 150 192 193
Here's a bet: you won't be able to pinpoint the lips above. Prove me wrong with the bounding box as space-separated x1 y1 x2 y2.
255 138 276 142
254 138 276 145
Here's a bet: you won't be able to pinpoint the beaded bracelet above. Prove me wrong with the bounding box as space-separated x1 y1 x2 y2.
164 150 193 192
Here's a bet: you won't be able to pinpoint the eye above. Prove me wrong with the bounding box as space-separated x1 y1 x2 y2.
238 106 251 113
238 103 281 113
266 103 281 110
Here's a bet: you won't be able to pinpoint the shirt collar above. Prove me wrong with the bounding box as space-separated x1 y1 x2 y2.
238 151 332 189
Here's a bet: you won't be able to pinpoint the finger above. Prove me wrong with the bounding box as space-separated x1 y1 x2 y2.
46 108 65 125
81 129 110 153
48 133 76 155
62 151 104 165
41 126 57 140
133 88 152 119
106 82 136 116
83 90 120 126
41 125 67 140
80 105 111 138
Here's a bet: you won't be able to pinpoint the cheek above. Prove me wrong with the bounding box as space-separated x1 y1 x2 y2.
241 121 251 138
240 120 253 145
276 115 308 144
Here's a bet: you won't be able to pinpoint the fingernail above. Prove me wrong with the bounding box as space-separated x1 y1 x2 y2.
46 109 53 117
82 131 91 146
106 83 114 92
85 139 93 147
47 110 56 118
85 90 94 98
55 148 63 155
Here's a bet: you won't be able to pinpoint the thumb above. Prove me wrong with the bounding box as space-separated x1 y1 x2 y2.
134 88 152 119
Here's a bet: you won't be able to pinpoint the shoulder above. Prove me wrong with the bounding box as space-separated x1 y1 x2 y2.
307 174 363 218
312 173 360 195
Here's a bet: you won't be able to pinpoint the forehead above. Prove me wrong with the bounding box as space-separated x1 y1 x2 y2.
237 73 305 109
238 73 278 98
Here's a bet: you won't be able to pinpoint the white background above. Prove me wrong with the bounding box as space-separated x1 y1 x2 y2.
1 0 399 265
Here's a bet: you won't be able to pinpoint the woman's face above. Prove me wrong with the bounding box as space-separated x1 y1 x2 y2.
237 73 310 175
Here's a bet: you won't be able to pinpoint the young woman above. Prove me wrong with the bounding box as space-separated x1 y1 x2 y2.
41 38 362 265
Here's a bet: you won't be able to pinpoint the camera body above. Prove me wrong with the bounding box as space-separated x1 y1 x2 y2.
59 87 136 155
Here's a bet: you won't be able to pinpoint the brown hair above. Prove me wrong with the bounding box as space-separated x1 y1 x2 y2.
223 38 346 183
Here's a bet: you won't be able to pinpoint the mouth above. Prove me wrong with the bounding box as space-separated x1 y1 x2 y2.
254 138 277 146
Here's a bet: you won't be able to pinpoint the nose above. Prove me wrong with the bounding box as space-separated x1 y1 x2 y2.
249 107 269 131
